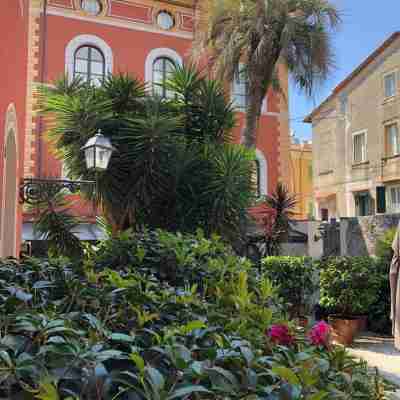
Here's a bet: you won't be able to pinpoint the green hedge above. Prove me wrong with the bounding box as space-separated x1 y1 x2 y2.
318 257 381 316
368 229 397 334
261 256 317 317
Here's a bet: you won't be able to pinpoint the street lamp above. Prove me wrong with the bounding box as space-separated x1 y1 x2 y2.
20 130 115 204
81 130 116 171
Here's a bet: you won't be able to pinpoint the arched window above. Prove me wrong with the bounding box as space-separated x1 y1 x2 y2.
232 64 268 114
232 67 248 111
74 46 105 86
152 57 175 98
255 149 268 196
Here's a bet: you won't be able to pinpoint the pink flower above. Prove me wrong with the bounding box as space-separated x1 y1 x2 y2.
267 324 295 346
308 321 331 348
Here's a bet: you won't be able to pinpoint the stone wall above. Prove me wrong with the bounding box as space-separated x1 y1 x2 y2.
340 214 400 256
271 215 400 259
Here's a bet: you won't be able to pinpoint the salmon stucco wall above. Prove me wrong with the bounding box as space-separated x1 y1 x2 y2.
25 2 288 223
0 1 29 256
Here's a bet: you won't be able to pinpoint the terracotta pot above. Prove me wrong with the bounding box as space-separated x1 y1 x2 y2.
328 315 359 346
353 315 368 333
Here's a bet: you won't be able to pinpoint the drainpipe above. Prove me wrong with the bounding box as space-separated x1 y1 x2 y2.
36 0 48 178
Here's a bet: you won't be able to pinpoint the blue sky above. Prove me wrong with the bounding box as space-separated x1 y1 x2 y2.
290 0 400 140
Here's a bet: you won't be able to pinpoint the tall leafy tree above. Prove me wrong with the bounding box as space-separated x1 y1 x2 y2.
195 0 340 147
40 67 255 241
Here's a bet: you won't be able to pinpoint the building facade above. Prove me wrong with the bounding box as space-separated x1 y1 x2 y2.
289 136 313 220
306 32 400 220
2 0 291 256
0 1 29 257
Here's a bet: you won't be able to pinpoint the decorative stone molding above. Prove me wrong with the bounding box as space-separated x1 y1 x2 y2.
144 47 183 84
65 34 113 80
256 149 268 196
73 0 110 17
1 104 19 258
24 0 42 177
47 6 193 40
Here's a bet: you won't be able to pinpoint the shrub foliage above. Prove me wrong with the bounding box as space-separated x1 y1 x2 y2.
369 229 397 334
318 257 381 316
262 256 317 317
0 231 391 399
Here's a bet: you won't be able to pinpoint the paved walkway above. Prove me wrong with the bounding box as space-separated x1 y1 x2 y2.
348 333 400 398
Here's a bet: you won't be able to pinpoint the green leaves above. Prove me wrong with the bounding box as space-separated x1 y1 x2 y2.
0 237 391 400
29 192 83 260
167 385 211 400
130 353 145 375
261 257 317 316
272 366 300 386
318 257 382 315
35 380 60 400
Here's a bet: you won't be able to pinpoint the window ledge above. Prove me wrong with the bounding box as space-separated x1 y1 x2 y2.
319 170 334 176
382 154 400 162
352 161 370 168
382 95 397 105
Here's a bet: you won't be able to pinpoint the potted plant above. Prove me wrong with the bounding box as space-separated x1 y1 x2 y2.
262 256 318 325
318 257 381 345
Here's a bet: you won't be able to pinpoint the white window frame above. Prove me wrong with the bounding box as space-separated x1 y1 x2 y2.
383 69 398 99
352 129 367 164
387 184 400 213
144 48 182 90
65 34 113 82
255 149 268 196
231 64 267 114
385 120 400 157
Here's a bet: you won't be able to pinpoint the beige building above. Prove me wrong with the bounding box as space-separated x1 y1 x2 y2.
289 136 313 220
305 31 400 219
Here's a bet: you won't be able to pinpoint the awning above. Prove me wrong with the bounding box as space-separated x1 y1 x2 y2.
22 222 107 241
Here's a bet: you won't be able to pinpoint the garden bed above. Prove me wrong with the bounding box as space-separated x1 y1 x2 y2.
0 231 393 399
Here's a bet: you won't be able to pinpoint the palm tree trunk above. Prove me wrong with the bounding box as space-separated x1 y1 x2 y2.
243 83 264 148
242 51 281 148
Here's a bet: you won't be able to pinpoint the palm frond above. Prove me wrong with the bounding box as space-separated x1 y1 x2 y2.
29 191 83 259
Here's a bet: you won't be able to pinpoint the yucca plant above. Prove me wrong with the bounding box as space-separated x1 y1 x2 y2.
27 191 83 259
40 67 255 241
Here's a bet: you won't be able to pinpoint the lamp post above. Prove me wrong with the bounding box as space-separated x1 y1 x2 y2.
20 130 115 205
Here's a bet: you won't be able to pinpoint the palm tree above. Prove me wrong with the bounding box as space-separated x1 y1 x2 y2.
195 0 340 147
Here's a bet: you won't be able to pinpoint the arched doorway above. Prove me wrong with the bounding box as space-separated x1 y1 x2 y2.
2 106 18 257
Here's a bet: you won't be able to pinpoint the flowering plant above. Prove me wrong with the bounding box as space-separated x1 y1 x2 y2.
267 324 295 346
308 321 331 349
